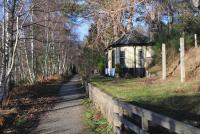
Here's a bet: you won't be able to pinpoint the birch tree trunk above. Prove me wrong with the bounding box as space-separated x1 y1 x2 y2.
23 31 34 83
0 0 24 105
30 6 35 82
44 15 50 80
1 0 10 102
0 19 5 100
4 17 19 100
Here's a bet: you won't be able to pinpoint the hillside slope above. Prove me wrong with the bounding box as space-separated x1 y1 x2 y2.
168 47 200 80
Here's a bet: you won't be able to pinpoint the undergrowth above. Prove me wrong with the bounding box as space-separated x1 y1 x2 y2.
82 99 113 134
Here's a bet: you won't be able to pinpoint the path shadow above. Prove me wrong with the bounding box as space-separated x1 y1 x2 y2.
29 76 88 134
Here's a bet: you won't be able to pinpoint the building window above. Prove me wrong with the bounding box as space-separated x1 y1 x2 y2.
139 49 144 68
106 53 108 68
120 51 125 67
112 50 115 68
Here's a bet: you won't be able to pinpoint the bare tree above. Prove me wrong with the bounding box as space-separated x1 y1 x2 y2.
0 0 82 105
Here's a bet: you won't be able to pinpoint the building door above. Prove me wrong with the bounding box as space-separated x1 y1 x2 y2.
138 49 145 77
139 49 144 68
120 50 125 67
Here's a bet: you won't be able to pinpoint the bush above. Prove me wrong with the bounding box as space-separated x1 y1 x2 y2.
78 47 106 81
153 26 195 66
97 62 105 75
15 115 28 127
17 79 30 86
83 99 113 134
115 64 123 77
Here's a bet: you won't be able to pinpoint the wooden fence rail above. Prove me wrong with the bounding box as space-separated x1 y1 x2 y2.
87 84 200 134
114 100 200 134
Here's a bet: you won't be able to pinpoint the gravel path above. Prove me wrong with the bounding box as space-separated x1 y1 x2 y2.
31 75 89 134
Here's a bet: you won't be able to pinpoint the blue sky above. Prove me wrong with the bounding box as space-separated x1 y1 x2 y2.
0 2 90 41
74 22 90 41
0 1 170 42
0 1 3 20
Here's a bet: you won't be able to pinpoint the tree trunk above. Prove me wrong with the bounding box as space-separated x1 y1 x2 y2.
30 7 35 82
23 33 34 83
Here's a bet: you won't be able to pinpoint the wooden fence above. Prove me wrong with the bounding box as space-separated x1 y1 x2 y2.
87 84 200 134
113 100 200 134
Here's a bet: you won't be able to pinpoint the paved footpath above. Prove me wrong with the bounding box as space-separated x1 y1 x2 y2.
31 75 90 134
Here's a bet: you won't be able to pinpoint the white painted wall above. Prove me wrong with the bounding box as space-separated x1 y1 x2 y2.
108 49 112 69
107 45 153 69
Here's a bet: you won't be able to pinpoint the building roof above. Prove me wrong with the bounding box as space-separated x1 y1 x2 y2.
107 31 153 50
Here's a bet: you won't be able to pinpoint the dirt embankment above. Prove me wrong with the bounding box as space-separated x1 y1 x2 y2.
167 47 200 80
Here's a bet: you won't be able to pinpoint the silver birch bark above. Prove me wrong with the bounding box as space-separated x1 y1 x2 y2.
22 31 33 83
30 6 35 81
0 2 5 99
1 0 10 101
44 15 50 80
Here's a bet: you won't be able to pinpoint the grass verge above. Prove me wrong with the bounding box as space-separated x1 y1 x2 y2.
91 76 200 128
82 99 113 134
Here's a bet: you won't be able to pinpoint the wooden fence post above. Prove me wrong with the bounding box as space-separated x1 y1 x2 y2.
195 34 198 48
142 118 149 132
180 38 185 82
162 43 167 80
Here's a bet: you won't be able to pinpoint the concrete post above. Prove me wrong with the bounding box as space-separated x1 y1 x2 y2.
180 38 185 82
162 43 167 80
195 34 198 48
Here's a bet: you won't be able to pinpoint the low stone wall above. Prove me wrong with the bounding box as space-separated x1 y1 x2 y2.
87 84 121 129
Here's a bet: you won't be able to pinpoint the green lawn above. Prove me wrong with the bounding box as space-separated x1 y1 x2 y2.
91 76 200 127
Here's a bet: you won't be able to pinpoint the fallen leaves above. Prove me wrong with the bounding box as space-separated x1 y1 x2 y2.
0 117 5 126
0 108 17 116
0 80 62 133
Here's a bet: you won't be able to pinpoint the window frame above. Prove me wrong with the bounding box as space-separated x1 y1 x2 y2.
120 50 125 67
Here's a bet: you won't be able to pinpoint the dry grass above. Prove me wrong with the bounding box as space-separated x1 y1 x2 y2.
168 47 200 80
